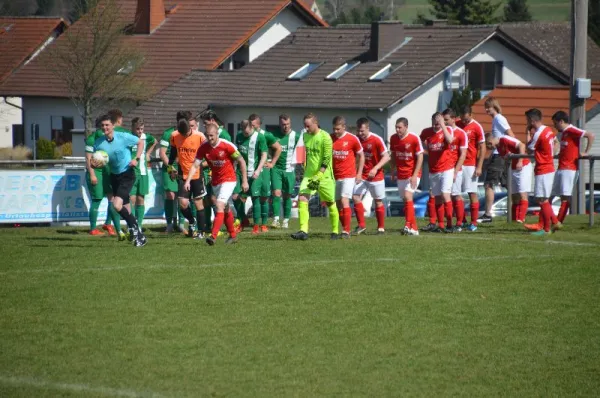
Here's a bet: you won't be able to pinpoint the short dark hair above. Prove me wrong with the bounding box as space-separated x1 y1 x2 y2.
241 119 252 131
177 118 190 135
304 113 318 123
431 112 442 120
131 117 144 128
332 116 346 126
279 114 290 121
442 108 456 118
200 110 217 121
356 117 369 128
176 111 193 122
98 114 112 124
396 117 408 126
107 109 123 124
525 108 542 122
461 105 472 116
248 114 261 123
552 110 569 123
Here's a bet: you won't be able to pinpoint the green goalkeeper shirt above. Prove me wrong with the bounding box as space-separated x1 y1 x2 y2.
303 128 333 179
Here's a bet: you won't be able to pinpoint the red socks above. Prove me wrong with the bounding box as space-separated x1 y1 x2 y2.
436 202 445 229
354 201 366 228
340 207 352 233
453 199 464 226
224 210 236 238
519 200 529 222
444 201 453 228
558 201 569 223
541 201 553 232
470 202 479 225
212 212 224 239
375 206 385 229
428 197 437 224
405 201 416 230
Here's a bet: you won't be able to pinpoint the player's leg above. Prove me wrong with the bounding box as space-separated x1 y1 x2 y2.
352 182 367 234
556 170 574 225
207 182 237 244
318 177 339 238
248 177 262 235
86 170 104 235
397 179 409 234
369 181 386 234
177 179 197 237
442 170 454 231
430 172 445 231
271 168 283 227
162 167 178 232
203 181 214 234
232 174 244 228
531 173 554 235
192 179 207 237
283 170 295 228
451 170 464 232
112 170 145 246
336 178 353 238
260 168 271 231
291 178 312 240
405 180 419 235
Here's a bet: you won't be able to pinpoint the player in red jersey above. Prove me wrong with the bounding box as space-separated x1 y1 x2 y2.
486 134 532 223
442 109 468 232
389 117 423 236
551 111 595 223
457 106 486 231
423 113 455 232
352 118 390 235
524 109 557 235
185 124 249 245
331 116 364 238
419 126 437 231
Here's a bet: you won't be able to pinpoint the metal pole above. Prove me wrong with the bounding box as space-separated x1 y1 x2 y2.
506 160 512 223
590 158 595 227
569 0 588 214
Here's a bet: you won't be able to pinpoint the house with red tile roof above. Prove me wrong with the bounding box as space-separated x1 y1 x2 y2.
0 17 67 147
0 0 326 148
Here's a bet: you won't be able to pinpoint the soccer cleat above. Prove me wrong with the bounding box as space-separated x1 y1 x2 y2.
271 218 280 228
530 229 551 236
341 232 350 239
466 223 478 232
175 224 185 233
225 236 238 244
401 226 410 235
431 226 444 233
406 228 420 236
282 219 289 229
234 224 242 234
516 219 524 224
291 231 309 240
452 226 462 233
118 231 127 241
251 225 260 235
260 225 269 233
524 223 542 232
477 214 493 223
193 231 205 240
206 236 216 246
444 227 454 234
330 233 340 240
127 227 136 241
134 233 147 247
377 228 385 235
103 224 117 236
217 230 225 237
89 229 104 236
187 225 197 238
461 221 470 229
353 226 367 235
420 223 437 232
552 222 563 231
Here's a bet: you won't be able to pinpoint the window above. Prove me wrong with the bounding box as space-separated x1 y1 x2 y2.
117 61 134 75
325 61 360 81
465 61 503 91
368 62 406 82
287 62 323 80
51 116 74 145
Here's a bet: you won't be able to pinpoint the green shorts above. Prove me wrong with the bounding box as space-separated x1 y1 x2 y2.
86 167 112 200
260 168 271 197
271 168 296 195
130 174 149 197
162 167 178 193
234 173 261 198
300 176 335 203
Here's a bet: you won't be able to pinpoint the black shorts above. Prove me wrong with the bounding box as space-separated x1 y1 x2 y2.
483 154 506 187
110 168 136 204
178 178 207 199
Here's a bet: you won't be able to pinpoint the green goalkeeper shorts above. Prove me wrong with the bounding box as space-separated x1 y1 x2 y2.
86 167 112 200
299 176 335 203
271 168 296 195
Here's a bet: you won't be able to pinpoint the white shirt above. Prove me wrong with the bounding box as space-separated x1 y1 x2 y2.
491 114 511 154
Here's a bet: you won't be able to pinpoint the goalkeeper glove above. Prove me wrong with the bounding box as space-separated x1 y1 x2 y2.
307 171 324 190
167 165 178 181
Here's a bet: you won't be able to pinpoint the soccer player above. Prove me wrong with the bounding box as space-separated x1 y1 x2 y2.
270 114 303 229
525 108 557 235
423 113 455 232
168 118 207 238
234 120 268 234
159 111 190 233
249 114 282 231
92 114 147 247
291 113 339 240
389 117 423 236
129 117 156 230
352 118 390 235
185 124 249 245
442 109 468 232
457 106 486 231
331 116 364 238
551 111 595 223
419 126 438 232
480 97 515 223
486 133 531 223
85 109 126 237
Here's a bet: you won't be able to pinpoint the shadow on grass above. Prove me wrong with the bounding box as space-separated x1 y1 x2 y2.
55 229 81 235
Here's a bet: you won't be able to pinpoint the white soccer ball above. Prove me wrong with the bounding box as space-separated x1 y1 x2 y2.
92 150 109 168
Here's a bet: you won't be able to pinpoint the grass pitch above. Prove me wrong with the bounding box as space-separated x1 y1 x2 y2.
1 216 599 397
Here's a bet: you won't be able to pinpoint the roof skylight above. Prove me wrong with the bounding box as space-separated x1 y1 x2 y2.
368 62 406 82
325 61 361 81
287 62 322 80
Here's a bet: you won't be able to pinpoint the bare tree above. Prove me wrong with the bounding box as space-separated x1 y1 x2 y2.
324 0 349 21
46 0 149 135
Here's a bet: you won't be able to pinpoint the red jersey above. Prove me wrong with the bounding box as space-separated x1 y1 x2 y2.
527 125 555 175
195 139 238 185
456 119 485 166
360 132 388 181
558 124 586 171
497 136 530 169
389 132 424 179
331 132 363 180
420 127 435 148
424 127 454 173
449 127 468 171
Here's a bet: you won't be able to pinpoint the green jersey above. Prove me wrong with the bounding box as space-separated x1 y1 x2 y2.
235 131 267 177
272 128 302 172
218 126 231 142
255 128 278 161
85 126 130 154
159 127 176 170
130 133 156 176
303 129 333 179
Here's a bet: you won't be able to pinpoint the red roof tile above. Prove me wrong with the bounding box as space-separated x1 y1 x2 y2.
472 85 600 142
0 17 66 84
0 0 326 98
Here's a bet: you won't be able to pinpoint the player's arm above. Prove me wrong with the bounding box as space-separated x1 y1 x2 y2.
184 159 202 191
440 120 453 145
85 135 98 182
412 152 424 189
319 134 333 174
145 136 157 162
256 151 268 178
372 150 390 177
455 133 467 174
159 131 171 166
129 136 143 167
267 134 282 168
515 141 527 171
232 151 249 191
582 131 596 157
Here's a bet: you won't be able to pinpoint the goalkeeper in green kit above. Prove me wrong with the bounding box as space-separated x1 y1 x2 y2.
291 113 340 240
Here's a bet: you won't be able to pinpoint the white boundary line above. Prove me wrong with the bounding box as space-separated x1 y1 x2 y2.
418 234 600 247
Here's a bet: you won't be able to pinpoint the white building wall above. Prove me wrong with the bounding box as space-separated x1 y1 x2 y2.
0 97 22 147
248 8 305 63
581 112 600 185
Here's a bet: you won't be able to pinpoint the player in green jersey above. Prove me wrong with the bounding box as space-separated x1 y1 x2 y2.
233 120 268 234
249 114 282 232
270 114 302 229
129 117 156 230
85 109 125 238
291 113 339 240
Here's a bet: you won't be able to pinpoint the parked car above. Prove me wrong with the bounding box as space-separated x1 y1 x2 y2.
526 191 600 216
477 192 509 218
384 190 429 217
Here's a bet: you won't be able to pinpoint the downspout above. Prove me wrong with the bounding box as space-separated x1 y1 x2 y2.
2 96 22 110
366 109 386 142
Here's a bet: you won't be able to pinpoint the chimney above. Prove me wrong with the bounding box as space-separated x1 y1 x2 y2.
370 21 404 62
133 0 166 34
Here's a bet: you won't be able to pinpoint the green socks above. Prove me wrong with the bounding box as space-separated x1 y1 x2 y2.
298 200 309 233
234 198 246 222
272 196 281 219
328 202 339 234
252 196 261 225
89 199 101 230
108 203 121 232
284 197 292 219
261 199 269 225
104 202 112 225
164 198 174 226
136 205 145 228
